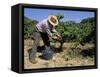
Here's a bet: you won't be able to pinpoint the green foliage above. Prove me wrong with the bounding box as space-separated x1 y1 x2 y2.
24 16 38 39
79 17 95 43
55 14 64 21
56 22 78 42
24 14 95 45
80 17 95 24
55 15 95 45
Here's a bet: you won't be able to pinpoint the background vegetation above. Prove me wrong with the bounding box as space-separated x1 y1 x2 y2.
24 14 96 45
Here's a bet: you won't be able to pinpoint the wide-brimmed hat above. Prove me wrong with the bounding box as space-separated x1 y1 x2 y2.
48 15 58 27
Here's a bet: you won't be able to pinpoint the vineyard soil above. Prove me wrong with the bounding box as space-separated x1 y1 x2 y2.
24 39 95 69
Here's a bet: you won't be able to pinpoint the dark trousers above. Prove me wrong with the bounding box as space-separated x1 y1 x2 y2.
40 32 50 46
29 32 50 63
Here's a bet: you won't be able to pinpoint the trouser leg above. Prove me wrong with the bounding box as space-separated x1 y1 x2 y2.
40 33 54 60
40 32 50 47
29 32 40 63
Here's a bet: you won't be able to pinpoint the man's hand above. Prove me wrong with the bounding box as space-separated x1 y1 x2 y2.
52 36 58 40
56 35 62 41
49 36 53 41
52 33 62 41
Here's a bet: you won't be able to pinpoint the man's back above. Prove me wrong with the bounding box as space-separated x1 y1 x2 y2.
36 19 49 32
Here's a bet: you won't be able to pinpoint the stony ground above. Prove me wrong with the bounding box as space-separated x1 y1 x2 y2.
24 39 95 69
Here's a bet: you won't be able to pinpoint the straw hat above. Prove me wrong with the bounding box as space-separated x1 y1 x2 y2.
48 15 58 27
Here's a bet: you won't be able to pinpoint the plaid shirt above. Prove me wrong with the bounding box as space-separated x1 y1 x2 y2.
36 19 55 37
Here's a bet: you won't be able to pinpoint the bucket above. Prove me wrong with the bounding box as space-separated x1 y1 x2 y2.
42 49 54 60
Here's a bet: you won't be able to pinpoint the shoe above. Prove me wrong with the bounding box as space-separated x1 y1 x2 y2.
30 59 38 64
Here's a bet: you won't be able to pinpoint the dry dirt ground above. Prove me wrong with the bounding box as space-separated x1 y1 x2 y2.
24 39 95 69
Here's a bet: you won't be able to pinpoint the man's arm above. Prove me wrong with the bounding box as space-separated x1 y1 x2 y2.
46 29 52 37
52 29 60 37
52 28 62 41
43 23 53 41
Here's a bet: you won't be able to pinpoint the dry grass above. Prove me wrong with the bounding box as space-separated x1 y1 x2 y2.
24 39 95 69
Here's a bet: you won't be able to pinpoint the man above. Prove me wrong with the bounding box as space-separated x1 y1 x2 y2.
29 15 61 63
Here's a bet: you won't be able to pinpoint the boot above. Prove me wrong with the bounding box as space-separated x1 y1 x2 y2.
29 45 38 64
